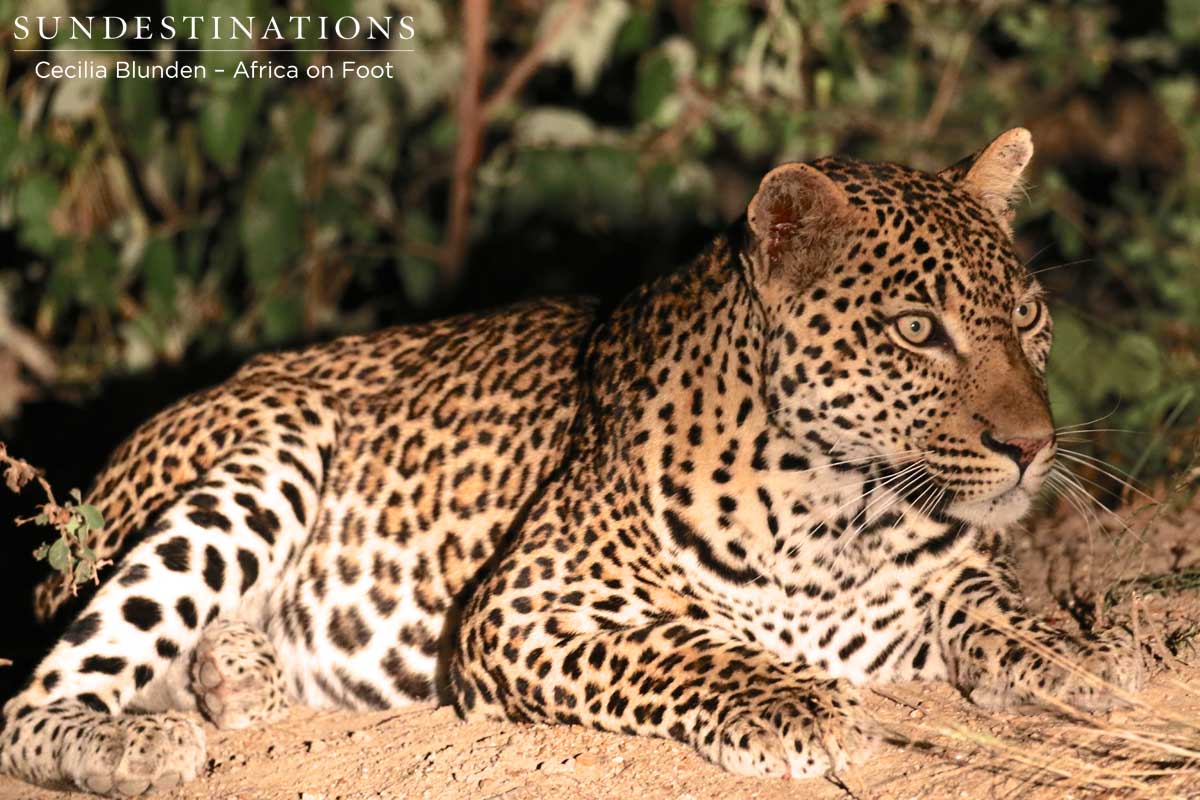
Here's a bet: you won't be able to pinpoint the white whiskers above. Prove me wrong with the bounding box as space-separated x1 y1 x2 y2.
832 457 934 558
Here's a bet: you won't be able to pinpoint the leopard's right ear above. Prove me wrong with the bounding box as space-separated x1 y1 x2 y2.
938 128 1033 233
746 162 851 286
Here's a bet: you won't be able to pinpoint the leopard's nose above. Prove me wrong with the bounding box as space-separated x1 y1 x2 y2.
981 431 1054 473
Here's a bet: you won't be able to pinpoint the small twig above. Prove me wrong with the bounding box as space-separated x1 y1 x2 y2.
1131 590 1142 661
871 687 924 715
0 320 57 384
919 33 971 139
480 0 588 123
644 81 713 159
825 773 864 799
840 0 898 20
918 0 998 139
0 440 55 504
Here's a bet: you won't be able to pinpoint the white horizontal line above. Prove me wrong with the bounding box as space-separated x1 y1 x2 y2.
23 48 416 53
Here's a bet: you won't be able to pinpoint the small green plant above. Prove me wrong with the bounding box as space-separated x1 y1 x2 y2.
1 441 108 590
1105 569 1200 611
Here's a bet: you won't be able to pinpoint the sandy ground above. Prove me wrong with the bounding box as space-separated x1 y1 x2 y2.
3 490 1199 800
8 673 1200 800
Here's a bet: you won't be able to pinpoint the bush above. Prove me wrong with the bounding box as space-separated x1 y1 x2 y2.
0 0 1196 482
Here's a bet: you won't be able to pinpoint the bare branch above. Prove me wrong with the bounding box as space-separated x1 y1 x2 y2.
442 0 590 285
442 0 491 287
481 0 588 123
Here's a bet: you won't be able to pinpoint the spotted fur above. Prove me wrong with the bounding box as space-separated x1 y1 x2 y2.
1 130 1144 796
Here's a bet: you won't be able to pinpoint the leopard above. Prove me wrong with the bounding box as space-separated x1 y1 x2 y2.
0 128 1146 796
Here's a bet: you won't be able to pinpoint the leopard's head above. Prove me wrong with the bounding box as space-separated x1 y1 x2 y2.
744 129 1054 527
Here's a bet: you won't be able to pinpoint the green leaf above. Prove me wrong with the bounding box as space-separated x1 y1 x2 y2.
47 539 70 572
694 0 750 54
201 90 253 171
734 114 771 159
241 160 303 290
397 212 441 307
74 560 94 584
78 504 105 531
142 238 178 312
505 148 585 223
1157 77 1199 128
118 78 160 158
1168 0 1200 43
633 51 676 123
398 256 439 309
192 0 255 72
261 295 304 343
427 112 457 151
165 0 205 16
580 146 639 226
14 173 60 255
1046 308 1093 408
310 0 354 18
615 9 654 55
32 543 50 560
34 513 48 525
79 241 122 311
1107 332 1164 400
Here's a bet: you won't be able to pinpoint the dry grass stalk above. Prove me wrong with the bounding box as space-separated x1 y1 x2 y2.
872 601 1200 796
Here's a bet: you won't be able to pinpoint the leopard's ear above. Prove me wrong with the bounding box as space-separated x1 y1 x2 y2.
746 162 851 285
939 128 1033 231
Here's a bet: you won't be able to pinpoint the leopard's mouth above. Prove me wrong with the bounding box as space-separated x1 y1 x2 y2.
943 483 1035 527
881 465 1033 528
903 448 1054 528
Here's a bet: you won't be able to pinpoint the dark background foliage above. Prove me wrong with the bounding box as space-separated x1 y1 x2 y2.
1 0 1197 698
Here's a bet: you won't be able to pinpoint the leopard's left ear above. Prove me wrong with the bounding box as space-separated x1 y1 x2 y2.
939 128 1033 232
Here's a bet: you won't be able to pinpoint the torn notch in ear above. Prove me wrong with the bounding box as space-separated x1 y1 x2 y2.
745 162 850 279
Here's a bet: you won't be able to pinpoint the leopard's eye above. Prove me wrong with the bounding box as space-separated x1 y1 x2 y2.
895 314 935 345
1013 300 1042 332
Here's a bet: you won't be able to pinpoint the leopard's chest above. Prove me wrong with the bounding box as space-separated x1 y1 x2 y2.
727 541 948 684
685 477 975 684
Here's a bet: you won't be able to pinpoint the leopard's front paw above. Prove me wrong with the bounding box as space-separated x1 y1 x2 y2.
62 712 206 797
714 679 876 779
191 620 289 730
967 628 1145 713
